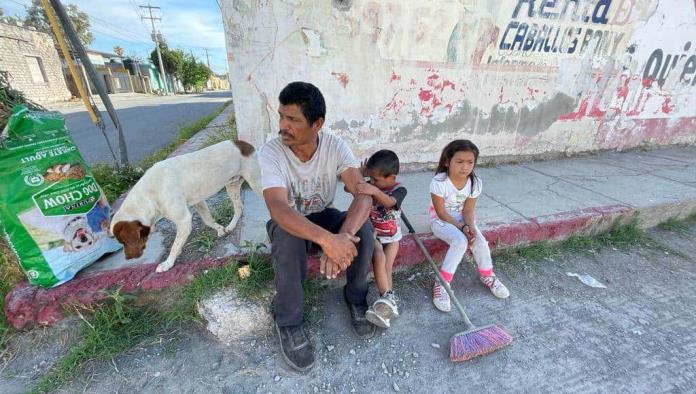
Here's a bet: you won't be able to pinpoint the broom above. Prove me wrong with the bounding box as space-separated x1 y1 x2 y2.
400 211 513 362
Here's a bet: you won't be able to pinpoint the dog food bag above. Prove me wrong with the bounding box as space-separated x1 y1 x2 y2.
0 105 122 287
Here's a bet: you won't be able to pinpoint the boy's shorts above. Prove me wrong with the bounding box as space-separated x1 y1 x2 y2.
376 226 402 245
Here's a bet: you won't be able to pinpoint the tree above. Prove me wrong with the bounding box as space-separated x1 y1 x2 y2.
23 1 94 46
0 7 22 25
113 46 124 57
181 53 211 93
150 41 184 79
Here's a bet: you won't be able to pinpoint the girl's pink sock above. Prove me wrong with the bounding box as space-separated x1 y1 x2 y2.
478 268 493 277
440 270 454 283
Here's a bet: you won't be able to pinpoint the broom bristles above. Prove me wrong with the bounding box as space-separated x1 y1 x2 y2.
449 324 513 362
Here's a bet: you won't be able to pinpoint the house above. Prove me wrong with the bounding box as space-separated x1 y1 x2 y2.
0 21 71 104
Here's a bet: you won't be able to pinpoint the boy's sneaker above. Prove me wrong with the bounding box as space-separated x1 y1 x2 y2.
365 306 390 328
373 290 399 319
480 275 510 299
275 322 315 372
432 281 451 312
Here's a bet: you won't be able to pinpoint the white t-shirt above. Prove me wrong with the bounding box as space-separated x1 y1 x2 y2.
258 132 359 216
428 172 482 222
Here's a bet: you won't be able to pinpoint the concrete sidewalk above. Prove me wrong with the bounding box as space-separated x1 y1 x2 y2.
237 144 696 269
5 144 696 329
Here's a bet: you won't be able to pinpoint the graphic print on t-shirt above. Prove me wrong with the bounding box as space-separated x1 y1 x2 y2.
289 174 332 215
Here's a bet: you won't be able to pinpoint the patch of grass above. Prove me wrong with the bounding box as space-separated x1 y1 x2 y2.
658 217 690 235
202 114 237 148
212 198 234 224
30 249 273 393
1 238 24 349
30 292 168 394
91 164 144 203
231 243 274 298
494 222 650 271
189 230 217 253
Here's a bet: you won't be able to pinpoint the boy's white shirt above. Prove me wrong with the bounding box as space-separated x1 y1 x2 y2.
428 172 482 222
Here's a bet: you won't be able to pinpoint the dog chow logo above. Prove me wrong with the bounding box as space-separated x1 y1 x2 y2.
31 176 101 216
23 173 44 187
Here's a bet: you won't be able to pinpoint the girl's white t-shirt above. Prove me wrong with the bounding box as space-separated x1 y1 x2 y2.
428 172 482 222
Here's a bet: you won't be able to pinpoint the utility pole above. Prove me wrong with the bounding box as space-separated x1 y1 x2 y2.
48 0 129 165
203 48 211 69
140 4 169 95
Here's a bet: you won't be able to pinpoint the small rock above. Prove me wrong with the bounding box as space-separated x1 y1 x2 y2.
412 352 419 358
314 387 319 393
382 362 387 370
323 357 327 362
431 343 440 349
326 345 335 351
405 372 410 378
393 382 400 392
153 372 161 378
351 389 356 393
350 349 356 355
357 359 361 365
274 375 280 382
408 275 416 281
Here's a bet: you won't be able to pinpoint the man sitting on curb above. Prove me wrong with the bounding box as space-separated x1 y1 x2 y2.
258 81 375 372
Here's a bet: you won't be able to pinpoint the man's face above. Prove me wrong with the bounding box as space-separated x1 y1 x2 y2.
278 104 323 147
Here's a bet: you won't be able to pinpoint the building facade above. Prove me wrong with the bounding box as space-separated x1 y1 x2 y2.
221 0 696 164
0 21 71 104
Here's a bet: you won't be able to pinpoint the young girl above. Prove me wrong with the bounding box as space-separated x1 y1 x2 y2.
428 140 509 312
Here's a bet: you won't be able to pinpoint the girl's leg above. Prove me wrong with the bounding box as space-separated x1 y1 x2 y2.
372 239 389 295
470 224 493 276
470 224 510 298
383 241 399 291
431 220 468 282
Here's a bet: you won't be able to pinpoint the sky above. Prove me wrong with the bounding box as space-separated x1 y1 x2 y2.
2 0 229 74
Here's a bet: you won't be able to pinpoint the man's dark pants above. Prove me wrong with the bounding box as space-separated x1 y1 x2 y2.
267 208 374 327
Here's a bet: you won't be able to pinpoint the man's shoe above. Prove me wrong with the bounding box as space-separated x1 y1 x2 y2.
275 322 315 372
343 286 376 339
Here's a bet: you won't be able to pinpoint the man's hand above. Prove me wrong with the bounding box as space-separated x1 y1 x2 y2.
355 182 379 196
319 233 360 278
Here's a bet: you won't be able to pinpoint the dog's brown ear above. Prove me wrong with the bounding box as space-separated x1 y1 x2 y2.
234 140 255 157
112 221 126 241
139 223 151 239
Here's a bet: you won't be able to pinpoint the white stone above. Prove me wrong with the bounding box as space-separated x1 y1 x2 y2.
197 288 271 345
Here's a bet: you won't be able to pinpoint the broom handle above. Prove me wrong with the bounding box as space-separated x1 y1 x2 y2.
400 211 475 329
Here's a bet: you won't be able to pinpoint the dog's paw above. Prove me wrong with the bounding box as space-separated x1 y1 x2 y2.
156 261 174 273
215 225 227 237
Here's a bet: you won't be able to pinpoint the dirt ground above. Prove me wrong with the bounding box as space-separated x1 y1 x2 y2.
2 222 695 393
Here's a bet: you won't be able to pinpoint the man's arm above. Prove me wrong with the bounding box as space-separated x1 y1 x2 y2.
263 187 359 274
339 167 372 235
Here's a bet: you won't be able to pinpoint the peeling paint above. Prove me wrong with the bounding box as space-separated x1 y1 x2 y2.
222 0 696 164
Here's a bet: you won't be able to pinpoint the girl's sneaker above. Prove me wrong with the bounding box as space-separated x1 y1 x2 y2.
365 306 390 328
374 290 399 319
480 275 510 299
432 282 451 312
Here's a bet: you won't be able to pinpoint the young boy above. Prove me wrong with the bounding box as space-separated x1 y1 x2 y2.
357 150 407 328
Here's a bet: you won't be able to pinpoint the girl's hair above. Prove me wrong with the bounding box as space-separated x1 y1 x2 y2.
435 139 480 196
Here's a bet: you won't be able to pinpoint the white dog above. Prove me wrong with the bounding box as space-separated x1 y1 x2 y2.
111 140 261 272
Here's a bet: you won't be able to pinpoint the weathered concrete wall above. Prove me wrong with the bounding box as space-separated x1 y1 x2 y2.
0 22 71 104
221 0 696 164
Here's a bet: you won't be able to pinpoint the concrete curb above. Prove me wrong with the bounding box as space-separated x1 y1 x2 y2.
6 197 694 329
